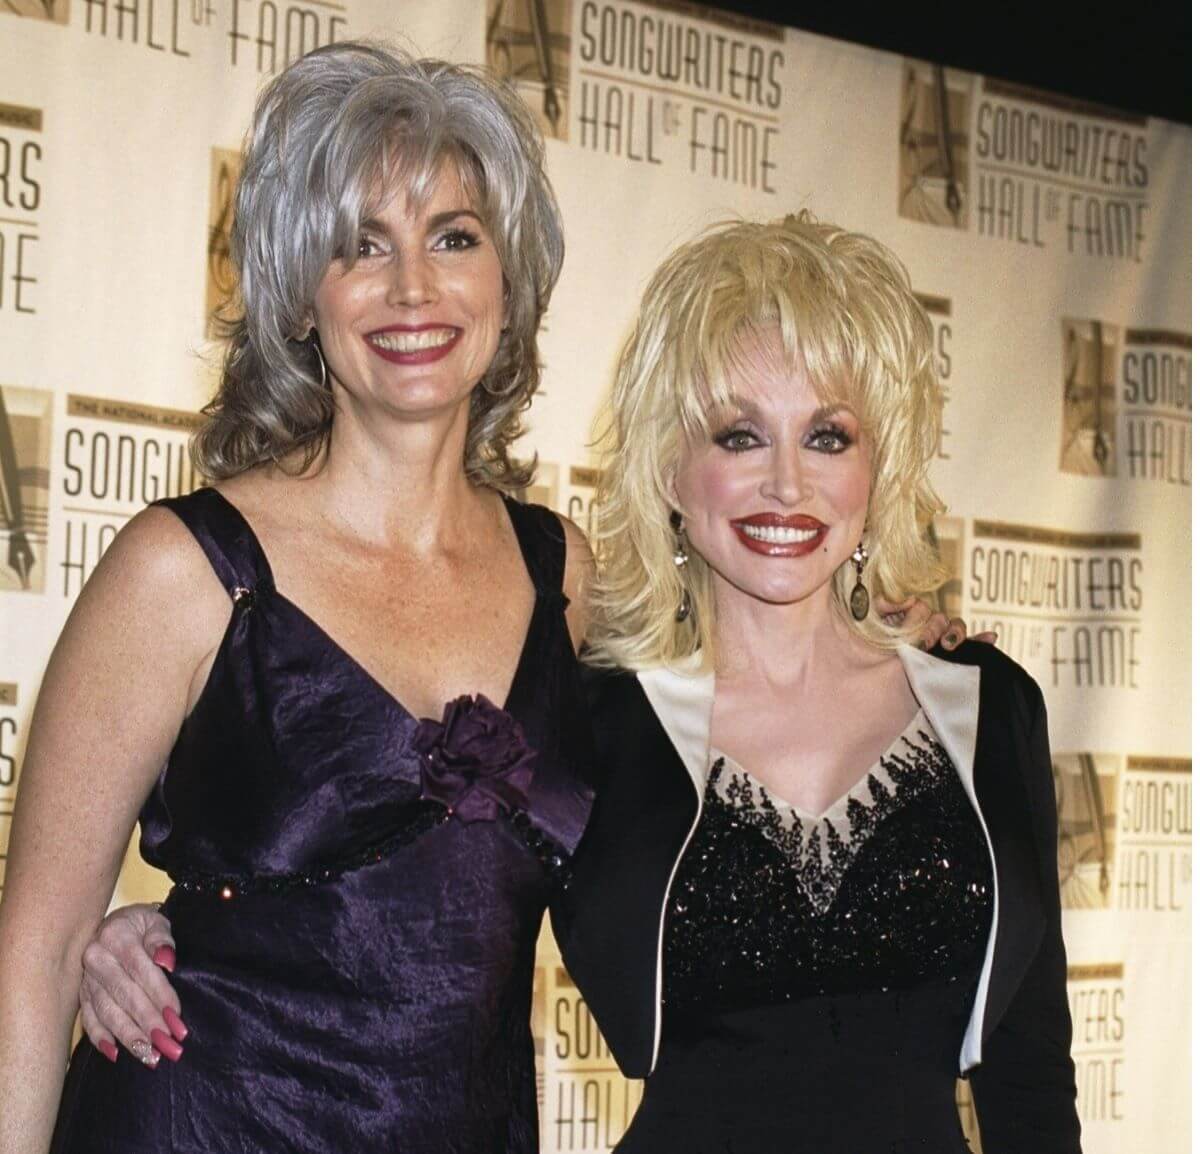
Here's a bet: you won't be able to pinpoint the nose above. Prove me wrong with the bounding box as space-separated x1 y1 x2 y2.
385 249 437 308
760 446 812 506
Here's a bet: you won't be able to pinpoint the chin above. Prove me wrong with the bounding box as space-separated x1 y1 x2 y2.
732 573 826 607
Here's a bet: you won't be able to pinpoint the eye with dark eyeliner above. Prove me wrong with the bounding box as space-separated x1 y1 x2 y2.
807 422 854 452
435 226 481 252
356 231 386 259
713 425 761 453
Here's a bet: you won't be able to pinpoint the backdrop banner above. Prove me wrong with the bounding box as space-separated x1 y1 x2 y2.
0 3 1190 1150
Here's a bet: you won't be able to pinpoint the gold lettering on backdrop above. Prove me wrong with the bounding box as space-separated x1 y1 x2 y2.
0 684 17 707
67 394 204 432
1067 960 1127 1123
973 522 1140 550
1126 329 1191 350
1121 327 1190 485
568 466 600 488
1126 756 1191 774
574 0 783 191
981 78 1147 128
1118 755 1191 914
0 104 43 133
1068 963 1125 981
913 292 951 316
967 522 1143 689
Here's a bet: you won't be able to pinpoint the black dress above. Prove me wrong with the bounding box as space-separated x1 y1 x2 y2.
51 487 595 1154
617 712 993 1154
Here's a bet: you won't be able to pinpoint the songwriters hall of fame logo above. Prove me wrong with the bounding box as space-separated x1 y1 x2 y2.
491 0 785 194
1068 962 1127 1125
206 147 241 339
58 394 203 600
533 960 641 1152
0 384 52 594
900 63 1154 262
1059 320 1190 487
957 520 1142 692
62 0 346 72
0 102 43 316
1049 752 1189 913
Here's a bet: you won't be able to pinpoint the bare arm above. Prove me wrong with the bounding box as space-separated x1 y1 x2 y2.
0 507 227 1153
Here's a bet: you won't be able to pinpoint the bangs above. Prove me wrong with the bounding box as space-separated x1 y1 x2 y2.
666 261 868 444
327 137 488 269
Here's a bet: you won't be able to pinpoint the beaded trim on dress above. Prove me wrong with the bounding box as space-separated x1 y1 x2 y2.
709 711 957 916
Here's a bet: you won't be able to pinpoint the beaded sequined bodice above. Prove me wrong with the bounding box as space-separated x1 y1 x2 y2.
663 713 993 1014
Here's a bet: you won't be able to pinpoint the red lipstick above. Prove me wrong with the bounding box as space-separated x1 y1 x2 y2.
730 513 828 557
364 324 462 366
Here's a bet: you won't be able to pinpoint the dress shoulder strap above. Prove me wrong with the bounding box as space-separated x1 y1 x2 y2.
153 487 275 598
503 496 567 600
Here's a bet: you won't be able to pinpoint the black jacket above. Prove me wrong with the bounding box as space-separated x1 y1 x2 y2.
552 641 1081 1153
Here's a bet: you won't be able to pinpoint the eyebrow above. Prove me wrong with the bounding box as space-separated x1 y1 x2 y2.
359 208 485 234
427 208 484 229
719 395 855 423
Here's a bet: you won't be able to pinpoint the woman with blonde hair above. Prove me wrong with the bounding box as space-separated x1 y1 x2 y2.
556 214 1080 1152
43 140 968 1153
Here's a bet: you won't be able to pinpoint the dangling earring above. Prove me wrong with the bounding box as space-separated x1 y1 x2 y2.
311 335 328 390
850 540 869 621
670 510 692 623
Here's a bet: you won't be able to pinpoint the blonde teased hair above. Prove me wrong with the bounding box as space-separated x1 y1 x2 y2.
587 212 947 671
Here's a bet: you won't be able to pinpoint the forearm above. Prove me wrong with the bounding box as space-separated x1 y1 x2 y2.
0 945 84 1154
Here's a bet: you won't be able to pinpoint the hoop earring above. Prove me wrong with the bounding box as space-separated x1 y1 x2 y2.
670 510 692 623
850 541 869 621
311 337 328 391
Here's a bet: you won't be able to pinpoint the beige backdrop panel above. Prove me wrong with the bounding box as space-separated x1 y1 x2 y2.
0 4 1189 1152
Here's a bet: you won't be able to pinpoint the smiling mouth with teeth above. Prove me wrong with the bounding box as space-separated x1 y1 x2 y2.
731 516 828 557
368 328 458 353
738 524 820 544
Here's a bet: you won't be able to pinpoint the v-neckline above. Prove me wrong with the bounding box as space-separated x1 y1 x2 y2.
207 487 543 724
712 708 928 825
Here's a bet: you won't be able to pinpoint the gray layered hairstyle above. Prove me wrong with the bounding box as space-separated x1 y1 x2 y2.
196 41 564 486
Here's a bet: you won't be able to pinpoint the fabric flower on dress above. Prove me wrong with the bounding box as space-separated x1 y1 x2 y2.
413 694 537 822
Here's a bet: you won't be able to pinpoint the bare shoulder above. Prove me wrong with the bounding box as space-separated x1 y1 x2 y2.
554 512 594 650
67 502 230 657
95 504 220 596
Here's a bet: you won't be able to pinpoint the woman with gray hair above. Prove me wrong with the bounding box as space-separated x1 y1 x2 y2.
0 40 596 1153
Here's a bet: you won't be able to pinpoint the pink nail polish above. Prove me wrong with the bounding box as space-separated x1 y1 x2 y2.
150 1028 183 1062
152 945 176 973
98 1040 119 1063
162 1006 189 1042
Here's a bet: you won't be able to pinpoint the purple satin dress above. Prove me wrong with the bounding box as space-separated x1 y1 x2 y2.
51 487 595 1153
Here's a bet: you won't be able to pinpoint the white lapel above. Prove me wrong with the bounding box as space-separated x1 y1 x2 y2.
898 644 995 1071
636 655 714 1072
635 647 996 1075
637 655 715 804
